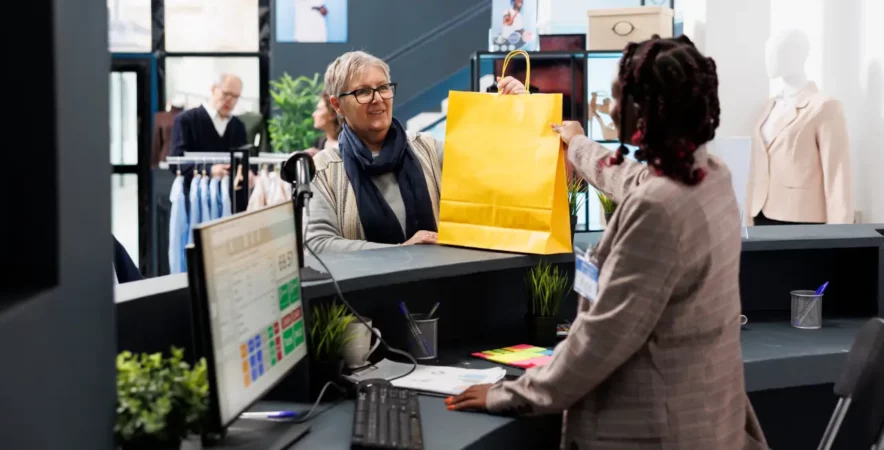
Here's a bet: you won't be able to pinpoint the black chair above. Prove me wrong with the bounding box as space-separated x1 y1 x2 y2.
818 317 884 450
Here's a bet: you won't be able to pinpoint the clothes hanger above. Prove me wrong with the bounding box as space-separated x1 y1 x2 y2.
234 164 243 190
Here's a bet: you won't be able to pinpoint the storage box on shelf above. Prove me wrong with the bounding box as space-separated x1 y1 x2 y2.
586 7 674 51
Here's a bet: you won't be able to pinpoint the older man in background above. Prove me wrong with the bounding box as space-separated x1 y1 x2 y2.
169 73 249 209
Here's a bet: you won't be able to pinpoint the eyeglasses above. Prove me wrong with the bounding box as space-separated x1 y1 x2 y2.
220 89 240 101
339 83 397 104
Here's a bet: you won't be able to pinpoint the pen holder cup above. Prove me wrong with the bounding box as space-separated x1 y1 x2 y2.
406 314 439 360
791 290 823 329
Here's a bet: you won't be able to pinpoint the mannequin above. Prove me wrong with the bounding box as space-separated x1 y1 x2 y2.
746 29 853 225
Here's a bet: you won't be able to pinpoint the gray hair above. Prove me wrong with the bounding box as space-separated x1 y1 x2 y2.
324 51 390 97
213 73 242 87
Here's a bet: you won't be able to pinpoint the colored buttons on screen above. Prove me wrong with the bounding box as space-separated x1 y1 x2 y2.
293 320 305 347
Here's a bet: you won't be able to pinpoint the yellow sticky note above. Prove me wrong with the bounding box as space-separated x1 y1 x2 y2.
488 353 528 364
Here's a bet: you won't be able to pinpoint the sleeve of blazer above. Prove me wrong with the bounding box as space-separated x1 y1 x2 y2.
567 135 650 205
817 100 854 224
486 194 681 414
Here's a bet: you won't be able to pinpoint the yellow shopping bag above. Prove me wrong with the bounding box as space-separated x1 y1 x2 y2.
438 50 571 255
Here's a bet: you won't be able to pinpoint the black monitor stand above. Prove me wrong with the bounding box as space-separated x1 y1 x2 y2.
209 419 310 449
283 152 331 283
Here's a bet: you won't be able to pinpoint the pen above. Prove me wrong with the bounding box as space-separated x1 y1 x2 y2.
427 302 440 319
400 302 432 356
815 281 829 296
240 411 299 419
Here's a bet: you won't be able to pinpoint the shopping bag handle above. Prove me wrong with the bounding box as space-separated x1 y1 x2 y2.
500 49 531 93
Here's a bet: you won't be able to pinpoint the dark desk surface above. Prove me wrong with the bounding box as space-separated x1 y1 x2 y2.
434 318 867 393
221 397 559 450
302 245 572 298
213 319 865 449
576 223 884 253
122 224 882 304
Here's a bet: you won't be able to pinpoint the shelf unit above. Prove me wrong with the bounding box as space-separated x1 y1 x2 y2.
469 50 629 233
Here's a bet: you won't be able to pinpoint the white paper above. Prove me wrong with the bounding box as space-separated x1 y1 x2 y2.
343 359 507 396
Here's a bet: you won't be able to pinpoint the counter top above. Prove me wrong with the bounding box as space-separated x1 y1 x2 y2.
302 245 571 298
575 223 884 253
741 318 861 392
741 224 883 251
220 397 559 450
435 318 866 393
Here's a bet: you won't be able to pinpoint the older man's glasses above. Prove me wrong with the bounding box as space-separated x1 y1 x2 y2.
339 83 397 104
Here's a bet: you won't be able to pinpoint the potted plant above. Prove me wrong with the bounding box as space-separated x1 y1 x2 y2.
596 190 617 224
308 300 356 399
567 175 586 238
115 348 208 450
526 260 570 346
267 72 324 153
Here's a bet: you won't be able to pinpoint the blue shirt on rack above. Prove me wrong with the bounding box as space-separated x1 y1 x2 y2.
168 175 189 273
188 174 202 245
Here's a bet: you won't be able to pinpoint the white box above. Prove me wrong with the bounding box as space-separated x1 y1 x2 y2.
587 7 674 51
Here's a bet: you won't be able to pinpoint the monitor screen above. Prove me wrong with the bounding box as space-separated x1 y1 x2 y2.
192 202 306 426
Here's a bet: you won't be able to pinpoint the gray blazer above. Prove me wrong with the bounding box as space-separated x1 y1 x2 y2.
486 135 768 450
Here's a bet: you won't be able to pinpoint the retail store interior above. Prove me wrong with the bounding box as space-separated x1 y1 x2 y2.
2 1 883 449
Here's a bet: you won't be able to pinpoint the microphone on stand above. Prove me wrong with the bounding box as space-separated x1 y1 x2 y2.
281 152 330 282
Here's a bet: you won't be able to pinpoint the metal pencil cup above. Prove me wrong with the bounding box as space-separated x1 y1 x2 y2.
407 314 438 360
791 290 823 329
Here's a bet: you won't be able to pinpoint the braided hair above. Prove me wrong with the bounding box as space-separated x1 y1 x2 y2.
608 35 720 186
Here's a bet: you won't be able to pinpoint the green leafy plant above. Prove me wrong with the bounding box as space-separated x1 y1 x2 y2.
527 260 570 317
567 176 586 216
115 348 208 449
596 190 617 215
268 72 324 153
309 300 356 360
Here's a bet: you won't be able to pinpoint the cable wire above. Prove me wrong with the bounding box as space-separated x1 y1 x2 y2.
304 242 418 382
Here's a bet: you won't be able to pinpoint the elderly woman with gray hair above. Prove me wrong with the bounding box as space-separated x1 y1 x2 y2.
306 51 526 253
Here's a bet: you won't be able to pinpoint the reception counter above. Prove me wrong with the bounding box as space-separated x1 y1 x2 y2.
116 223 883 450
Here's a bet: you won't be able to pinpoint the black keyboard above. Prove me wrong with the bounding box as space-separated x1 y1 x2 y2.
351 379 424 450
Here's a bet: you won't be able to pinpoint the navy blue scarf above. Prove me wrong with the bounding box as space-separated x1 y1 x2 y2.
339 118 437 244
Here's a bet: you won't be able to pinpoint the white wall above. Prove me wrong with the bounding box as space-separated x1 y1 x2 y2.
768 0 883 222
686 0 883 222
700 0 771 138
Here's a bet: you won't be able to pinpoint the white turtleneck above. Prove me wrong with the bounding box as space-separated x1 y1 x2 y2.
760 75 808 145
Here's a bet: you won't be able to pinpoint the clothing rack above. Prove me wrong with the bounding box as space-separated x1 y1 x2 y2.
161 150 291 213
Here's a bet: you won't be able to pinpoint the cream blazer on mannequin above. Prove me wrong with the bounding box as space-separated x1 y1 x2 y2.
746 82 853 224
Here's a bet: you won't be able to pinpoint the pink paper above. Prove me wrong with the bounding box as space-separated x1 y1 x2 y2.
505 344 535 351
510 355 552 369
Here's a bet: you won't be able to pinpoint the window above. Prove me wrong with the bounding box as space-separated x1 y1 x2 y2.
108 0 152 52
112 174 140 267
164 56 261 114
110 71 140 165
164 0 260 52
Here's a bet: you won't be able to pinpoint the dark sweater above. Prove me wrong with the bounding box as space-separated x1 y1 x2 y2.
169 106 248 210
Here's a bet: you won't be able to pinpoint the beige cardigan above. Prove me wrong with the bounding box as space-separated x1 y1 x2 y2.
306 131 443 253
746 82 853 224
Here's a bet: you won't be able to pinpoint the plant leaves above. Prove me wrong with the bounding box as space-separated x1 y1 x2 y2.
268 72 324 153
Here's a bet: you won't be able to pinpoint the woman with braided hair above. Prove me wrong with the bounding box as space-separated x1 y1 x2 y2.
448 35 768 450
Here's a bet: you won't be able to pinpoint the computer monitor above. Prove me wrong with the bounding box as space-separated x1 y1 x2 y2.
188 201 308 434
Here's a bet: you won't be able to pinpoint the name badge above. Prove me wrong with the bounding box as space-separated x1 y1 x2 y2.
574 252 599 303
